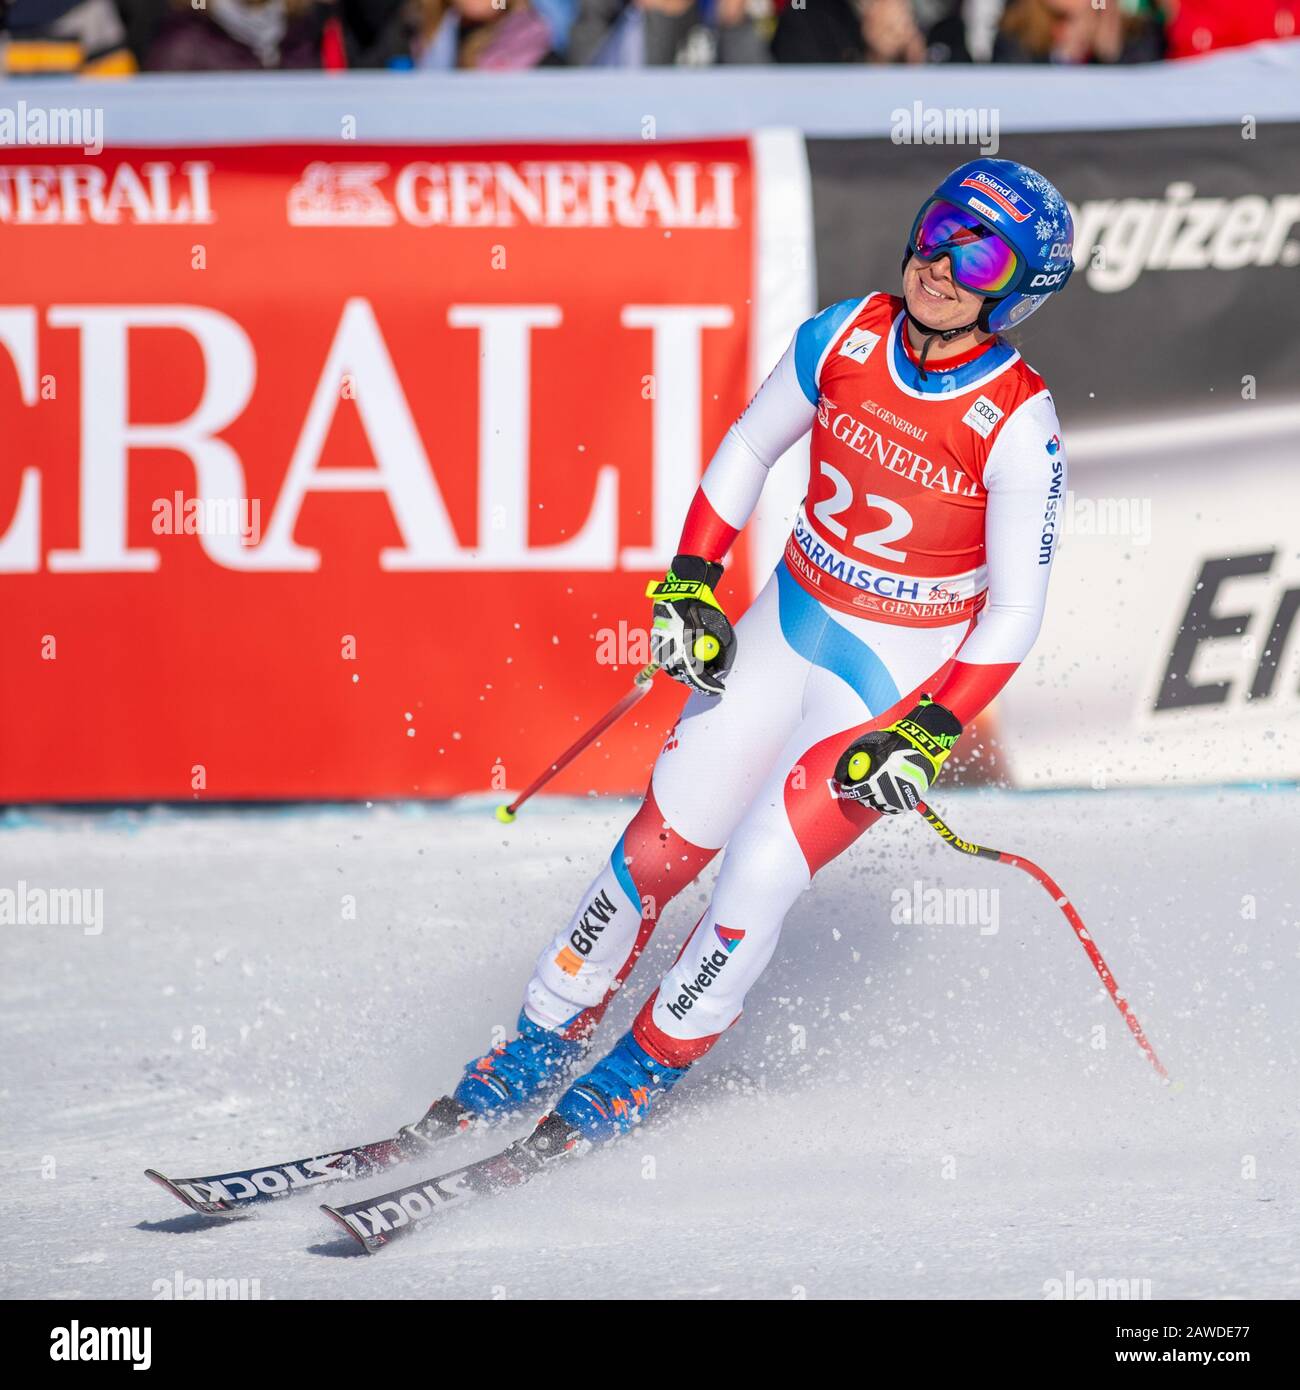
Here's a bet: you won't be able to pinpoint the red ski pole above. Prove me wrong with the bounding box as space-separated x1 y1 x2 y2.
495 663 661 823
913 799 1169 1082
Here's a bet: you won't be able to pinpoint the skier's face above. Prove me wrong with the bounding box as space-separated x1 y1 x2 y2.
902 252 987 333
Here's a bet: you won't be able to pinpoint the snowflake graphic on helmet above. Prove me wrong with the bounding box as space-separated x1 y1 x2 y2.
1023 169 1067 213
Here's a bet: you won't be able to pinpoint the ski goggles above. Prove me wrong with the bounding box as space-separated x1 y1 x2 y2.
908 198 1021 296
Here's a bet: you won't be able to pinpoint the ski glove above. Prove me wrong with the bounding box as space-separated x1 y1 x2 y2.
646 554 736 697
834 697 962 814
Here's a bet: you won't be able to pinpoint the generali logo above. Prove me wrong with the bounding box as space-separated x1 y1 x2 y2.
286 158 741 230
0 160 214 224
0 298 734 575
287 162 395 227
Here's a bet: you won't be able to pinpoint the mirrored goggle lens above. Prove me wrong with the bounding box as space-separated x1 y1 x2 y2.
913 200 1019 295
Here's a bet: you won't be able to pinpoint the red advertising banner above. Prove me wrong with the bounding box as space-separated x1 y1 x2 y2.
0 140 755 800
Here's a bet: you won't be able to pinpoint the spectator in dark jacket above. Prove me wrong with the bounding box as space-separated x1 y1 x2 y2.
114 0 169 67
772 0 969 65
771 0 865 62
144 0 331 70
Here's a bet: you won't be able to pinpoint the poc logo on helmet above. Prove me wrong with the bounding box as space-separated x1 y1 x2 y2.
1030 269 1069 288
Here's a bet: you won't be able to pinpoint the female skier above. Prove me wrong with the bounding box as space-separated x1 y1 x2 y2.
444 157 1075 1147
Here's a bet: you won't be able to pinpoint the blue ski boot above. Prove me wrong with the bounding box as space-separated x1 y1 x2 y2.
553 1030 689 1142
452 1011 586 1119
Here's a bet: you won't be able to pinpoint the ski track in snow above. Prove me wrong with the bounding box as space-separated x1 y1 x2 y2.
1 788 1296 1300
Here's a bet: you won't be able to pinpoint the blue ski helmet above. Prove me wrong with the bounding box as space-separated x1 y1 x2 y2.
905 158 1074 335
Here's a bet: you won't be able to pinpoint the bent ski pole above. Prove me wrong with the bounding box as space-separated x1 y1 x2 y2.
913 799 1169 1083
495 664 660 823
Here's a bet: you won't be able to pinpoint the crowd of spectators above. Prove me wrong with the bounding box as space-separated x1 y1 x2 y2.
0 0 1295 75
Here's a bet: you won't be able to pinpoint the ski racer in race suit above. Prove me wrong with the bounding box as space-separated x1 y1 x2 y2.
452 158 1076 1141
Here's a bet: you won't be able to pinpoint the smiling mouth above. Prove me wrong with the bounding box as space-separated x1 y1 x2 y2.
919 279 951 302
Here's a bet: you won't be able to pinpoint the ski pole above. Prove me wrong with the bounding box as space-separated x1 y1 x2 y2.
913 799 1169 1083
495 663 661 823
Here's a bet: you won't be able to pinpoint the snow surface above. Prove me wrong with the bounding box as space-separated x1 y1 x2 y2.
1 788 1296 1301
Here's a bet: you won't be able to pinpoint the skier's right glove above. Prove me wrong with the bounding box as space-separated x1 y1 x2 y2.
833 697 962 814
646 554 736 697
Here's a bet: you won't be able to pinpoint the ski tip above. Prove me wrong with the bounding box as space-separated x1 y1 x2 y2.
145 1167 243 1220
320 1202 376 1254
145 1167 200 1213
145 1167 189 1199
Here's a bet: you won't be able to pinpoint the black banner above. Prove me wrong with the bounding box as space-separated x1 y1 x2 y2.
808 123 1300 425
12 1298 1298 1366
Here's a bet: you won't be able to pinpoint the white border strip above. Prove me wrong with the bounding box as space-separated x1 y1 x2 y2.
748 127 816 596
1 45 1297 147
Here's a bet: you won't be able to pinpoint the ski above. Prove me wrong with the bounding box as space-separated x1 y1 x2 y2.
145 1096 468 1218
321 1112 580 1253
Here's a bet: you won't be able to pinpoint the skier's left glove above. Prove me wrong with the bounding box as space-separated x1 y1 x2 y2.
646 554 736 697
833 697 962 814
